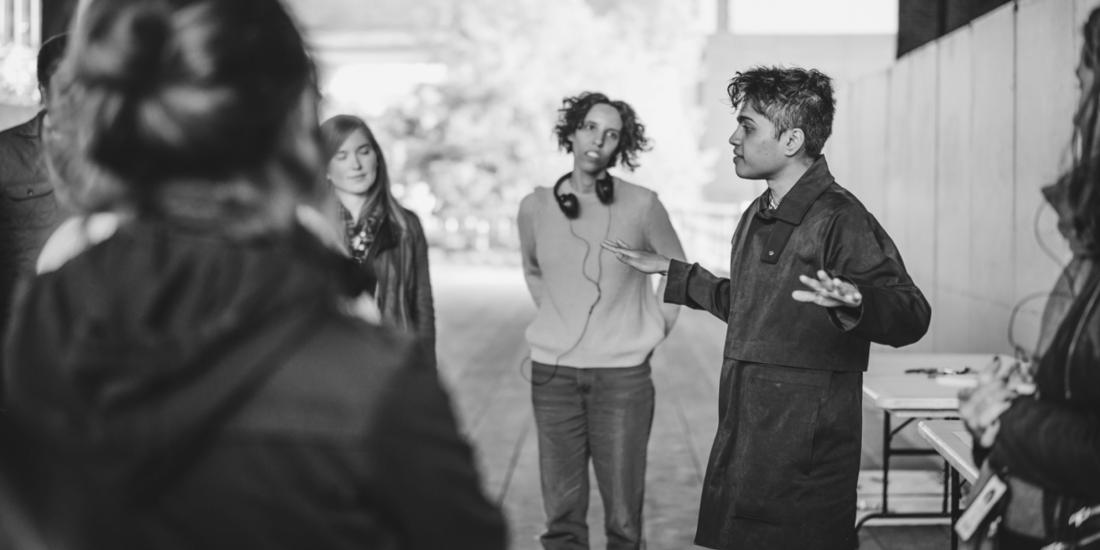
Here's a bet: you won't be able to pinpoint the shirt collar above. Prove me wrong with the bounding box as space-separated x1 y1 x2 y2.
755 155 834 225
13 110 45 139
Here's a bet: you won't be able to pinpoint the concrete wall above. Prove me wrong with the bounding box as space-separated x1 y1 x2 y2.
838 0 1100 354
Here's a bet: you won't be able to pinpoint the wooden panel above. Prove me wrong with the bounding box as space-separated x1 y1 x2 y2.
826 82 853 191
935 28 974 352
849 71 890 218
969 3 1017 353
901 44 939 352
885 59 913 246
1015 0 1078 355
883 42 939 352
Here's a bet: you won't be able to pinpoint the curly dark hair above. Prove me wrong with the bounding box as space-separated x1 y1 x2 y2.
727 66 835 158
554 91 650 170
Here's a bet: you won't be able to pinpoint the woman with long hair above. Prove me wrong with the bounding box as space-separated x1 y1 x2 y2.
959 7 1100 549
0 1 503 548
320 115 435 357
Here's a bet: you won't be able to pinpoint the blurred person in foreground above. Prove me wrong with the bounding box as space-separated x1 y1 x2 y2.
958 8 1100 549
320 115 435 361
0 34 68 360
603 67 930 550
0 1 506 549
517 91 684 550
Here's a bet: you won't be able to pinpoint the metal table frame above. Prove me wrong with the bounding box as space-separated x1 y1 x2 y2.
918 419 979 550
857 353 1004 533
856 408 958 530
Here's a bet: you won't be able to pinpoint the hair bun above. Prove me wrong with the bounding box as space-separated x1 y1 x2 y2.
78 3 170 92
57 0 314 187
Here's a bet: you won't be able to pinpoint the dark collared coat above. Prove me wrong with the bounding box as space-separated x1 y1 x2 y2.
364 210 435 353
978 175 1100 545
0 111 63 340
665 157 931 550
0 222 505 549
341 206 435 361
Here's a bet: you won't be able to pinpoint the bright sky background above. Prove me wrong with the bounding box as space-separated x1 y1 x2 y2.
730 0 898 34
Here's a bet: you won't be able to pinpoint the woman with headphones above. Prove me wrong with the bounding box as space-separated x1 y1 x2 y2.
516 91 685 550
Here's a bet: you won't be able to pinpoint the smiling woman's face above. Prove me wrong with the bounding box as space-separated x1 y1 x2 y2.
327 129 377 196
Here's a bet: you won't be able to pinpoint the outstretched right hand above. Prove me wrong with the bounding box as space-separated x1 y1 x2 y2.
601 239 672 275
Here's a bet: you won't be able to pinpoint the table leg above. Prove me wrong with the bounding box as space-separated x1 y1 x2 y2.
950 468 961 550
942 460 949 513
856 412 955 531
882 411 891 513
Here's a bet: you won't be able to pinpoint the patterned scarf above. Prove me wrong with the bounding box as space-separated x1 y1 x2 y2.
340 205 383 264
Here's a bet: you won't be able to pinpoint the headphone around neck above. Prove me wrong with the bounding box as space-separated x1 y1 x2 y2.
553 172 614 219
528 172 615 386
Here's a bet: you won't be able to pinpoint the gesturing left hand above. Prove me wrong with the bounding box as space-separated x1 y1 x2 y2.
601 239 672 275
792 269 862 308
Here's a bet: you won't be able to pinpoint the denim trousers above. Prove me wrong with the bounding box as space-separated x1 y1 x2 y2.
531 361 655 550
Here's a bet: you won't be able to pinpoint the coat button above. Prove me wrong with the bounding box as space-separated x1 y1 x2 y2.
768 251 775 256
25 188 33 196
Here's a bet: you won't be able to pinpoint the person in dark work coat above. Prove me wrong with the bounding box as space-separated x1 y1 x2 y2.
0 34 67 357
603 66 931 550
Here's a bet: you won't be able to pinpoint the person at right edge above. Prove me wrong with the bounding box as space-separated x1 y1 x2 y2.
603 66 931 550
958 7 1100 549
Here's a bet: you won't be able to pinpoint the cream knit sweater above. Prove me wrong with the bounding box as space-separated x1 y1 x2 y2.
517 178 685 367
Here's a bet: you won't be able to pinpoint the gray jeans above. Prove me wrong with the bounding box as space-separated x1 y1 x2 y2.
531 361 655 550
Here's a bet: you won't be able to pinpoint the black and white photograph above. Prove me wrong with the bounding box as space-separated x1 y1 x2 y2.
0 1 1097 549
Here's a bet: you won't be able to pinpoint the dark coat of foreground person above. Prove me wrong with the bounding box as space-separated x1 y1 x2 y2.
0 0 505 547
0 223 507 549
